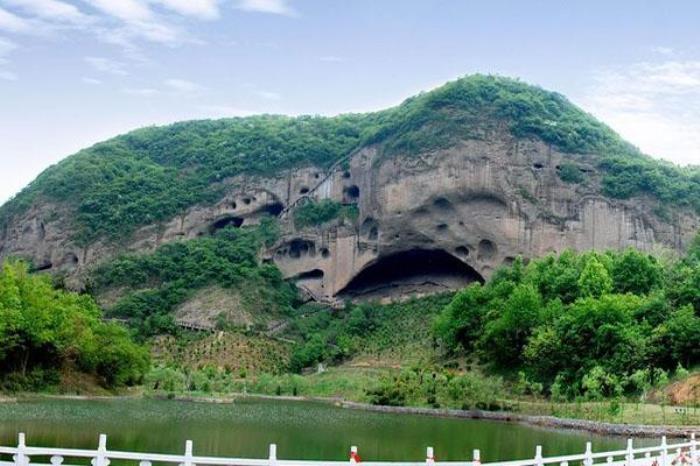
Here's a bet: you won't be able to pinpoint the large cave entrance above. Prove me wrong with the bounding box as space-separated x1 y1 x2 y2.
336 248 484 301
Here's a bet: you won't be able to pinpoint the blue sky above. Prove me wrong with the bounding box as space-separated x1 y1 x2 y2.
1 0 699 203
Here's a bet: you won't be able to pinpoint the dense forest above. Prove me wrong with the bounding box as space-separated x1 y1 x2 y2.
0 261 148 391
1 75 698 245
433 241 700 400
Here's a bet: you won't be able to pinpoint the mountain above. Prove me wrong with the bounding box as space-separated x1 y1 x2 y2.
1 75 699 320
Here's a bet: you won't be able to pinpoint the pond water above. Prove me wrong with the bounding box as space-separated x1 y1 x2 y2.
0 398 650 462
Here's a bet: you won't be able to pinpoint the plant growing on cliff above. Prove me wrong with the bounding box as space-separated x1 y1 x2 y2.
90 221 296 337
293 199 358 229
557 163 584 183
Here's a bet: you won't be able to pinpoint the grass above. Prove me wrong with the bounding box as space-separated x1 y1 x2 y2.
513 399 700 426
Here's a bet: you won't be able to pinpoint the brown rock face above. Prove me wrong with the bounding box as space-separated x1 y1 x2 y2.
1 131 697 301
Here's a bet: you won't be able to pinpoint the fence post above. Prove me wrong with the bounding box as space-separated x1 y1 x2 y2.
661 437 668 466
269 444 277 466
350 446 359 464
584 442 593 466
535 446 543 466
473 449 481 466
92 434 109 466
426 447 435 465
14 433 27 466
626 439 634 466
690 433 697 466
183 440 193 466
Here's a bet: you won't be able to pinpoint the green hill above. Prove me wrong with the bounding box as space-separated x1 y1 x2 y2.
2 75 698 245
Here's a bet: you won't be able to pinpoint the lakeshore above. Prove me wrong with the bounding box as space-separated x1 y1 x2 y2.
3 390 697 438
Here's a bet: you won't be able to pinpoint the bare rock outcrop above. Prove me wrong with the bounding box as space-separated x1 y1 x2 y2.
1 130 697 302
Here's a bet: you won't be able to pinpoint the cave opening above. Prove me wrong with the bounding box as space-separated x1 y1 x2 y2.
209 216 244 234
288 238 316 258
343 185 360 203
295 269 324 280
336 248 484 299
263 201 284 217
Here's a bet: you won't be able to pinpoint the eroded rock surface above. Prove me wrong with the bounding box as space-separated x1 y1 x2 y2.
1 131 697 301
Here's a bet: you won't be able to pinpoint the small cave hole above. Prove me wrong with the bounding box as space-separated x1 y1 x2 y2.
343 185 360 203
299 186 310 194
502 256 516 266
264 202 284 217
433 197 453 211
296 269 324 280
314 173 320 179
288 239 316 259
436 223 448 231
231 201 237 209
477 239 497 261
242 197 252 205
342 171 351 179
209 216 244 234
361 217 378 239
34 261 53 272
455 246 470 257
368 227 378 241
533 162 544 169
320 248 330 258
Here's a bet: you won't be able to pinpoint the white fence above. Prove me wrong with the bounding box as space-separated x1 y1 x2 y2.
0 433 697 466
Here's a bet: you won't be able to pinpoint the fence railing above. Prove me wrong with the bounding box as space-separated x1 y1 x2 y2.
0 433 698 466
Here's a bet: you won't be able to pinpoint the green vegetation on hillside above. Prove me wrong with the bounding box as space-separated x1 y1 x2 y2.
600 155 700 213
293 200 359 229
2 75 698 246
285 294 452 372
90 220 297 336
0 260 148 391
434 243 700 401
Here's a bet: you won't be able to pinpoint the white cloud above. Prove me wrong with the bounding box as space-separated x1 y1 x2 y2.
123 87 158 96
165 78 204 93
235 0 296 16
256 90 280 100
85 56 128 75
651 46 675 57
81 76 101 84
152 0 219 19
0 6 31 32
0 35 16 55
0 68 16 79
2 0 91 25
581 59 700 166
85 0 152 22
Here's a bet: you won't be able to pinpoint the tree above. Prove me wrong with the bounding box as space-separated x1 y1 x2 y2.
611 248 662 295
0 260 149 390
479 284 542 366
578 255 613 298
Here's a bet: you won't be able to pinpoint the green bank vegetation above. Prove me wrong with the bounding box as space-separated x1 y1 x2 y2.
0 261 148 391
434 242 700 401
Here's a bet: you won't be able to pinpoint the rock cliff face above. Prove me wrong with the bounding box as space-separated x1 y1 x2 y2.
1 127 697 301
